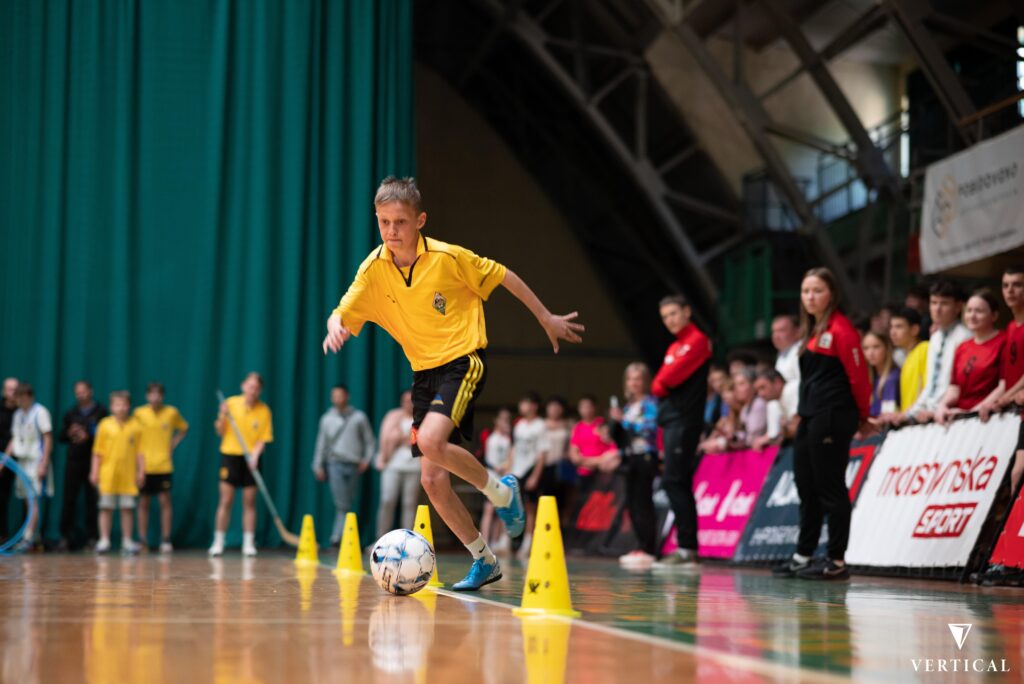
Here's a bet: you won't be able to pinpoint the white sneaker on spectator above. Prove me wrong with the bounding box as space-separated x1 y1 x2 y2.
242 542 258 558
491 535 511 556
515 534 532 561
619 550 655 568
159 541 173 554
122 540 142 555
95 539 111 554
208 539 224 557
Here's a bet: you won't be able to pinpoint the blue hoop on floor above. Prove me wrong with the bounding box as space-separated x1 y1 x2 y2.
0 453 38 555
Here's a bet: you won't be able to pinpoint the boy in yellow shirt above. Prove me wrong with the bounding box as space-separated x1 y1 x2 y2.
323 177 584 590
210 372 273 557
133 382 189 553
90 391 145 554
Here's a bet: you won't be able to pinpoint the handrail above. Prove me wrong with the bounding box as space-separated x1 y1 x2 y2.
958 91 1024 128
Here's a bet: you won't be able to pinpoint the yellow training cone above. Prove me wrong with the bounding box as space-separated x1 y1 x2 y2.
520 617 572 684
335 512 365 575
294 514 319 566
413 504 444 588
513 496 580 618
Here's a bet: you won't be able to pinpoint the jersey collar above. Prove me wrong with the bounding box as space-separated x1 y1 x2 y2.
377 233 429 262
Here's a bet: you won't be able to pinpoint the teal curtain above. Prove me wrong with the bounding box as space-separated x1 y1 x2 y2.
0 0 414 548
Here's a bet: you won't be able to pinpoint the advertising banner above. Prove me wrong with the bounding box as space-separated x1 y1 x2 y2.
660 447 777 559
989 489 1024 570
920 123 1024 273
733 437 880 562
846 414 1017 568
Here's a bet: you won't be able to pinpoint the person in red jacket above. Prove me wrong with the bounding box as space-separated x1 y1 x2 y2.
651 294 712 568
774 267 873 581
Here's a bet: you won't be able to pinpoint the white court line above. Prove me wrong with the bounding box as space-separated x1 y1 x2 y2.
434 587 850 684
324 561 846 682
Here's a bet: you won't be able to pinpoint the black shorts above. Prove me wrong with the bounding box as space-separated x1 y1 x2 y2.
140 473 173 495
411 349 487 457
220 454 257 488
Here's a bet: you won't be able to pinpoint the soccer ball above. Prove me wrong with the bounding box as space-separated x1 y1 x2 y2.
370 529 436 596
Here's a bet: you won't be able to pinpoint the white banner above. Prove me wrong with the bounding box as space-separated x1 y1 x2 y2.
920 124 1024 274
846 413 1017 567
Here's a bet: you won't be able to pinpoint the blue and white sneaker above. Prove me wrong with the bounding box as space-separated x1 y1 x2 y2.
495 475 526 538
451 556 502 592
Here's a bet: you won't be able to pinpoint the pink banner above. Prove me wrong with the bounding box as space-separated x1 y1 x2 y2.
663 447 778 559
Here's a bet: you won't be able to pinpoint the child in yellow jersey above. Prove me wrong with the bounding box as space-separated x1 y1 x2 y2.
209 372 273 557
323 177 585 591
133 382 189 553
90 391 145 554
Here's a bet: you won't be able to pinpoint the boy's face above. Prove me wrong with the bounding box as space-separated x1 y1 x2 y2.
660 303 690 336
519 399 538 417
1003 273 1024 310
376 201 426 256
754 377 782 402
545 401 564 420
146 389 163 406
15 392 32 410
111 397 130 418
74 382 93 405
930 295 961 328
495 410 511 433
578 399 596 420
889 317 917 348
331 388 349 410
241 377 262 402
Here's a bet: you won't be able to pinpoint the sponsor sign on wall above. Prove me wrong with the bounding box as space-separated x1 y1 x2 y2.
989 486 1024 570
733 437 879 562
920 123 1024 273
846 414 1017 567
683 447 777 559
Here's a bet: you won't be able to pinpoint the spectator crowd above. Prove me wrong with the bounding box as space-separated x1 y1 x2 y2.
4 268 1024 579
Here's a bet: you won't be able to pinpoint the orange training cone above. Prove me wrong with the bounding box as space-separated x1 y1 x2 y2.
413 504 444 588
513 496 580 618
335 512 365 575
294 514 319 566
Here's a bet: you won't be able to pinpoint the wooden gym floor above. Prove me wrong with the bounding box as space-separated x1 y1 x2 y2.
0 553 1021 682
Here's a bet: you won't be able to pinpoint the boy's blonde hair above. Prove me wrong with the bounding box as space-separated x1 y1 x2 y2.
374 176 422 211
109 390 131 404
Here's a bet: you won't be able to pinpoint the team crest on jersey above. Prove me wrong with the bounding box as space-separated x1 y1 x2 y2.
433 291 447 315
819 332 833 349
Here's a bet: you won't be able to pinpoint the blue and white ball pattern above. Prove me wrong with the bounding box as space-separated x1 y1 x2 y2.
370 529 436 596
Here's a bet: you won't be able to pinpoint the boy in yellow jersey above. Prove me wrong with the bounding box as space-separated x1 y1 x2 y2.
323 177 584 591
209 372 273 557
133 382 189 553
89 391 145 554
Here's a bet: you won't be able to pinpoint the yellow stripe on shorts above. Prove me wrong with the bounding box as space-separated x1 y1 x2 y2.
451 352 482 427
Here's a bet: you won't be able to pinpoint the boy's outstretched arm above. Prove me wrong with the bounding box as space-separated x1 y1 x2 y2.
501 269 584 353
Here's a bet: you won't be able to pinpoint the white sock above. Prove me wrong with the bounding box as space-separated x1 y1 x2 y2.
482 472 512 507
243 532 255 547
213 531 226 545
122 536 133 546
465 534 495 563
793 553 810 564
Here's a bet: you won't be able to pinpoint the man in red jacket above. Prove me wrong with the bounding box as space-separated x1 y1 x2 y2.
651 295 712 567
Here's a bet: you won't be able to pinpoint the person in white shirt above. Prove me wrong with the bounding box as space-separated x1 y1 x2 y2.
772 315 802 420
903 280 970 423
512 392 546 559
752 369 790 450
480 408 513 551
3 383 54 550
375 391 420 538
